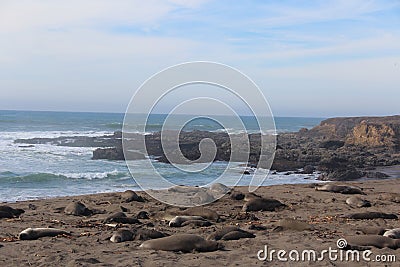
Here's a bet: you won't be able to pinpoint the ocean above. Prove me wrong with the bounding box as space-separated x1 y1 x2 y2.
0 110 324 202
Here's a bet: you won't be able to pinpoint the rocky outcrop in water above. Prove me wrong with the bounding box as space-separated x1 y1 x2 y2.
14 115 400 181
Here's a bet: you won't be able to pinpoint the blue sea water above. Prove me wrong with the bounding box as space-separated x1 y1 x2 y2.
0 110 324 202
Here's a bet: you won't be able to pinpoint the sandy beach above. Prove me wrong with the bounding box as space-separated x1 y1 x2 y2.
0 178 399 267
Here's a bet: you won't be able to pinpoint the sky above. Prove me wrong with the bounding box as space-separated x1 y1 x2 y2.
0 0 399 117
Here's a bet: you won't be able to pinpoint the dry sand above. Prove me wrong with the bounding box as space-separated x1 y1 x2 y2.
0 178 399 267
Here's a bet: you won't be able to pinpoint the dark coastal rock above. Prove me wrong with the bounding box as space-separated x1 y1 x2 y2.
319 168 364 181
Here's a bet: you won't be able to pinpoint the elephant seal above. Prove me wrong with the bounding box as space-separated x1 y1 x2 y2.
135 229 168 241
273 218 314 232
136 211 149 219
341 212 398 220
181 220 212 227
244 192 262 201
209 183 231 194
19 228 70 240
315 184 365 195
110 229 134 243
64 202 92 216
207 226 255 241
103 212 141 224
139 234 222 252
345 235 400 249
120 190 144 203
230 191 245 200
242 198 285 212
358 226 387 235
169 216 205 227
383 228 400 239
0 206 24 219
345 196 371 208
181 207 220 222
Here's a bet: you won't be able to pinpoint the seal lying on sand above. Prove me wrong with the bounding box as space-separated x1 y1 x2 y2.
120 190 144 203
315 185 365 195
0 206 24 219
383 228 400 239
169 216 205 227
19 228 70 240
110 229 134 243
242 198 285 212
64 202 92 216
273 218 314 232
103 212 141 224
110 228 167 243
345 196 371 208
341 212 398 220
181 220 212 227
139 234 222 252
207 226 255 241
180 207 220 222
358 226 387 235
345 235 400 249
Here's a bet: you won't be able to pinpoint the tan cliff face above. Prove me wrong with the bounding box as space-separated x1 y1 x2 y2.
346 121 399 148
306 115 400 149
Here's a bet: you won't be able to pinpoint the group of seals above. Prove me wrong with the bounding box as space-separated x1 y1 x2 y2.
315 184 365 195
18 228 70 240
0 205 24 219
139 234 222 252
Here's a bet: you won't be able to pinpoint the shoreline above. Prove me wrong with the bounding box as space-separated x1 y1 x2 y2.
1 179 399 266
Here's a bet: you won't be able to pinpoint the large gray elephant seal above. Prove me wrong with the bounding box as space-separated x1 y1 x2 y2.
383 228 400 239
110 228 168 243
64 201 92 216
345 235 400 249
169 216 205 227
315 184 365 195
242 198 285 212
0 206 25 219
19 228 70 240
345 196 371 208
139 234 222 252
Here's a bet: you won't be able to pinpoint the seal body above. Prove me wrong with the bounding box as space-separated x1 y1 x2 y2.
207 226 255 241
139 234 221 252
346 235 400 249
242 198 285 212
383 228 400 239
110 229 134 243
315 185 365 195
181 207 220 222
0 206 24 219
64 202 92 216
169 216 205 227
120 190 144 203
345 196 371 207
19 228 69 240
342 212 398 220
